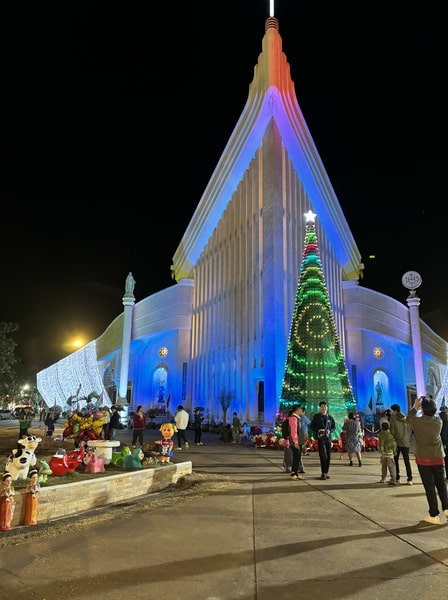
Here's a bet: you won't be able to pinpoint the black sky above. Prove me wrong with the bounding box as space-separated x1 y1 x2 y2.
1 2 446 374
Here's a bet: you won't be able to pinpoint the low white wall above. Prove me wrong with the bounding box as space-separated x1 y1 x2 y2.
11 461 192 528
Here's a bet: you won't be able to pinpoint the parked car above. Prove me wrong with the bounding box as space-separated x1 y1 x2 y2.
0 409 12 420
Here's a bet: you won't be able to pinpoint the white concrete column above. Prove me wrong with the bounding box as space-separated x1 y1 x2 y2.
406 291 426 398
118 273 136 401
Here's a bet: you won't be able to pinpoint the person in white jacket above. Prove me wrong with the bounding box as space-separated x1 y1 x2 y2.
174 405 190 450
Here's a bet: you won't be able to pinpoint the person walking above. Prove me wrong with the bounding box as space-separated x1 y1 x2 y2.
281 409 293 473
342 412 363 467
389 403 413 485
132 406 146 448
193 408 204 445
44 412 55 437
297 405 310 473
231 412 242 444
407 396 448 525
377 421 397 484
108 406 121 441
174 405 190 450
440 407 448 481
288 404 304 481
101 406 110 440
18 407 34 438
310 401 336 480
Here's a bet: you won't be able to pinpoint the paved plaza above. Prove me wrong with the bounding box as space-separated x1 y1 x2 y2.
1 425 448 599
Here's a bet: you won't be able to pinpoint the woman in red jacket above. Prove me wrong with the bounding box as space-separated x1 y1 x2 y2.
132 406 146 448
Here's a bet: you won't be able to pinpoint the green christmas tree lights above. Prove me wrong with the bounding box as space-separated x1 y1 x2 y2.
278 210 356 436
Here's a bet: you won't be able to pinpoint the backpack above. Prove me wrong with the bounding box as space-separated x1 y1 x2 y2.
281 417 291 439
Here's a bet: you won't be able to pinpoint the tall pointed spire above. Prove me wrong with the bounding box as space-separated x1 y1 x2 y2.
278 211 356 435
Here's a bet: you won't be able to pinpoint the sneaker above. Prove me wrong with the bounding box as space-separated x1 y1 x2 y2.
407 481 413 486
185 442 189 449
325 474 330 479
423 515 442 525
319 474 327 480
195 443 200 446
378 480 385 484
298 469 306 474
290 474 299 480
199 442 204 446
387 480 396 485
177 447 182 450
284 468 292 473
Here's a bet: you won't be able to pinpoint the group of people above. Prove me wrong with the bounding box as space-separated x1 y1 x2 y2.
282 401 334 481
282 397 448 526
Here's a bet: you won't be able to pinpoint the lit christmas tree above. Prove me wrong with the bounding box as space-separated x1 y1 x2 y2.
278 210 356 436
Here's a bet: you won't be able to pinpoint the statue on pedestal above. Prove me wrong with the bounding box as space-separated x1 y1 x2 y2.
125 272 136 295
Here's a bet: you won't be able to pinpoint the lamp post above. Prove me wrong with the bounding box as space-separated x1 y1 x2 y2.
402 271 426 399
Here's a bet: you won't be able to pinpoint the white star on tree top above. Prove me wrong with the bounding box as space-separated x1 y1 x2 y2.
304 210 316 223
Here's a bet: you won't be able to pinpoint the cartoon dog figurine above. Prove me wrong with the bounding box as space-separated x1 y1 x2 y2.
157 423 177 463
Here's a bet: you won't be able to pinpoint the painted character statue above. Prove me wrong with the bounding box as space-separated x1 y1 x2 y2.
23 468 40 526
38 460 53 483
0 472 16 531
83 447 105 473
5 434 42 481
158 423 177 463
120 447 144 469
49 445 86 476
111 446 131 465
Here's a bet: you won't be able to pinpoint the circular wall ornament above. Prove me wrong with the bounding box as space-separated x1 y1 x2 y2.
401 271 422 290
158 347 168 358
373 347 384 359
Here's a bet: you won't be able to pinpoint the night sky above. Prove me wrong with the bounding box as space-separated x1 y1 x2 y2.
1 2 446 374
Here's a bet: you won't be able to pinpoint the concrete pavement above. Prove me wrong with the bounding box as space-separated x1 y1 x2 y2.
1 428 448 600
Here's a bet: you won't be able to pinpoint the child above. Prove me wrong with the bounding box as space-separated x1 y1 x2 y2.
378 421 397 485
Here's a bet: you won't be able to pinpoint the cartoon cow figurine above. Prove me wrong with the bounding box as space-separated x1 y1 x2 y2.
5 435 42 481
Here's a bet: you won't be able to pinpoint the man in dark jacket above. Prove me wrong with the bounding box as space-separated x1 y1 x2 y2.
310 401 336 480
390 403 413 485
407 396 448 525
108 406 122 441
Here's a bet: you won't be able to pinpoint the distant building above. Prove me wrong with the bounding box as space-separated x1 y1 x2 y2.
37 16 447 427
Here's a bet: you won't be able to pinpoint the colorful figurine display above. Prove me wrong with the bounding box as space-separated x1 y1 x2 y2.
83 447 105 473
23 468 40 526
111 446 131 465
0 472 15 531
120 447 144 469
157 423 177 463
5 434 41 481
49 445 86 476
62 409 106 445
38 460 53 483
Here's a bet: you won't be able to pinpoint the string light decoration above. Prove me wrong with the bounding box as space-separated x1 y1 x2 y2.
37 341 111 410
278 210 356 436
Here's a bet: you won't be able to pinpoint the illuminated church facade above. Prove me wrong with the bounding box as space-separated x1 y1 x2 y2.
37 16 448 427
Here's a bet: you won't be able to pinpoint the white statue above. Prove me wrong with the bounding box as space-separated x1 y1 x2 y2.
125 272 136 295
